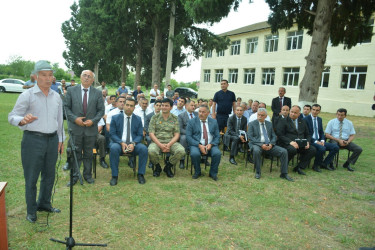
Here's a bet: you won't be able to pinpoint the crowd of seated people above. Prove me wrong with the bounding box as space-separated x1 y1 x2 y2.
68 84 362 185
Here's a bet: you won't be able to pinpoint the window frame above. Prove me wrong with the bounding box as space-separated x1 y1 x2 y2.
283 67 300 86
262 68 276 85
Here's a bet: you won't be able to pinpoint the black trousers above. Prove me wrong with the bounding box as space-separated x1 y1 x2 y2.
21 131 58 215
216 113 229 132
70 134 96 180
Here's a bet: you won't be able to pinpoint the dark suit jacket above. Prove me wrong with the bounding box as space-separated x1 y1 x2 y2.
304 115 325 143
178 111 198 135
186 117 220 147
248 120 277 147
110 113 143 145
64 85 105 136
271 96 292 117
144 111 156 134
225 115 247 137
275 116 311 147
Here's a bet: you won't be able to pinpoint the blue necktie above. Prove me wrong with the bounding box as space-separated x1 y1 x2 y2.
313 118 319 139
261 123 270 144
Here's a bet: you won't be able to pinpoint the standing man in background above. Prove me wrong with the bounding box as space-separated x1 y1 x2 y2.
149 84 160 104
64 70 105 186
23 73 37 89
211 79 236 132
271 87 291 122
8 60 65 223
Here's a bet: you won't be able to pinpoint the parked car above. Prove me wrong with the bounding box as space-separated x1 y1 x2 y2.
174 87 198 99
0 79 25 93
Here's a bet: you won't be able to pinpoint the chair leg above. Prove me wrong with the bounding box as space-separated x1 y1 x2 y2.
133 156 137 178
93 152 97 179
270 156 273 173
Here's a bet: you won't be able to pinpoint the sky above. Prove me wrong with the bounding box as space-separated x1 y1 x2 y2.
0 0 270 82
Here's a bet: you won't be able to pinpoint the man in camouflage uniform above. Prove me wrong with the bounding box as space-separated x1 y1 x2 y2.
148 98 185 178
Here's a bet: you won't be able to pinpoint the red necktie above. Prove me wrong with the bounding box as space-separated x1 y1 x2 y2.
83 89 88 116
202 121 208 145
190 113 193 119
279 97 282 109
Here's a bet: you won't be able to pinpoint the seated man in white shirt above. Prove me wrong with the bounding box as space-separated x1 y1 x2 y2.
134 97 153 126
106 96 126 132
248 102 271 124
171 97 186 116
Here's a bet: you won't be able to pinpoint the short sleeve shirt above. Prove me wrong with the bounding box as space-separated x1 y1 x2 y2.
117 87 128 95
325 118 355 140
149 113 179 143
213 90 236 115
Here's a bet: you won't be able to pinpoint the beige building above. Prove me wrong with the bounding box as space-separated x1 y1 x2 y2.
199 21 375 117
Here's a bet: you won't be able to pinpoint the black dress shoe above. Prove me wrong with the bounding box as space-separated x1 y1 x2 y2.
63 162 70 171
329 162 335 170
229 158 237 165
293 167 306 175
179 160 185 169
153 164 162 177
110 177 118 186
26 214 37 223
85 178 95 184
66 178 78 187
255 173 261 179
100 159 109 168
209 174 218 181
280 174 294 182
321 164 334 171
247 155 254 164
192 172 202 179
37 207 61 213
312 166 322 172
137 174 146 184
343 161 354 171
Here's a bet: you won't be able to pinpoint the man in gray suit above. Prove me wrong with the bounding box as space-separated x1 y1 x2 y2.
247 108 294 181
178 99 198 169
64 70 105 186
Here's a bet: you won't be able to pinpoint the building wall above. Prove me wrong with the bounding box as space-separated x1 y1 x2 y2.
199 24 375 117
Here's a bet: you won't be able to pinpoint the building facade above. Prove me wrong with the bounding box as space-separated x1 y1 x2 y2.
199 21 375 117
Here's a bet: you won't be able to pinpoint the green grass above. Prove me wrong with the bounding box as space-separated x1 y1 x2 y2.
1 92 374 249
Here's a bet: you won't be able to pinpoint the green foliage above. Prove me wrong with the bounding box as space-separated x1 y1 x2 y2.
266 0 375 49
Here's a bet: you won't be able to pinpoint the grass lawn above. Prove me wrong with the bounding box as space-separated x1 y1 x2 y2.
1 92 374 249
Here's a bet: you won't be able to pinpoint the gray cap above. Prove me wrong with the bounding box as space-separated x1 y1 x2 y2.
34 60 53 73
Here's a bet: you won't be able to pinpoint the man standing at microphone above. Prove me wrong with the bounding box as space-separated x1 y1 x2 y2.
8 60 65 223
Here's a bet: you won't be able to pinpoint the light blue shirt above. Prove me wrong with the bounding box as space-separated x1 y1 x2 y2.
50 82 61 93
24 80 37 86
325 118 355 140
171 107 185 116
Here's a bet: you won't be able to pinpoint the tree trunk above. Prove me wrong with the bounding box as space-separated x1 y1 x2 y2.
121 56 127 83
94 61 99 86
165 1 176 87
151 17 162 87
298 0 335 107
135 32 143 90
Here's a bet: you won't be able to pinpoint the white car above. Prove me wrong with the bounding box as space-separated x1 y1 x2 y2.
0 79 26 93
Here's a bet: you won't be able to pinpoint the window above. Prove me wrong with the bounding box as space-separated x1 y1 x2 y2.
265 34 278 52
246 37 258 54
262 68 275 85
283 68 300 86
287 30 303 50
362 19 374 43
244 69 255 84
215 69 223 83
341 66 367 90
230 40 241 55
203 70 211 83
217 50 225 57
228 69 238 83
320 67 330 88
205 50 212 58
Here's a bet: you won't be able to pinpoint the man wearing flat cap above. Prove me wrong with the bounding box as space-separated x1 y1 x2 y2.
8 60 65 223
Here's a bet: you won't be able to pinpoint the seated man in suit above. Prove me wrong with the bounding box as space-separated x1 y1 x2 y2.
304 104 338 172
276 105 316 175
186 105 221 181
324 108 362 171
273 105 289 130
247 108 293 181
109 98 148 185
178 99 197 169
223 105 247 165
96 118 108 168
148 98 185 178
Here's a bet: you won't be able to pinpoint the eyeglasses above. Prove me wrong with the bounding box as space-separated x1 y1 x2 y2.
82 74 93 79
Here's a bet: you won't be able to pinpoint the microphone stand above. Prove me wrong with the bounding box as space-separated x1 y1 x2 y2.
50 108 107 249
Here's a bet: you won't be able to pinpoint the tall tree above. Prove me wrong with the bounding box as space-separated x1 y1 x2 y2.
266 0 375 105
